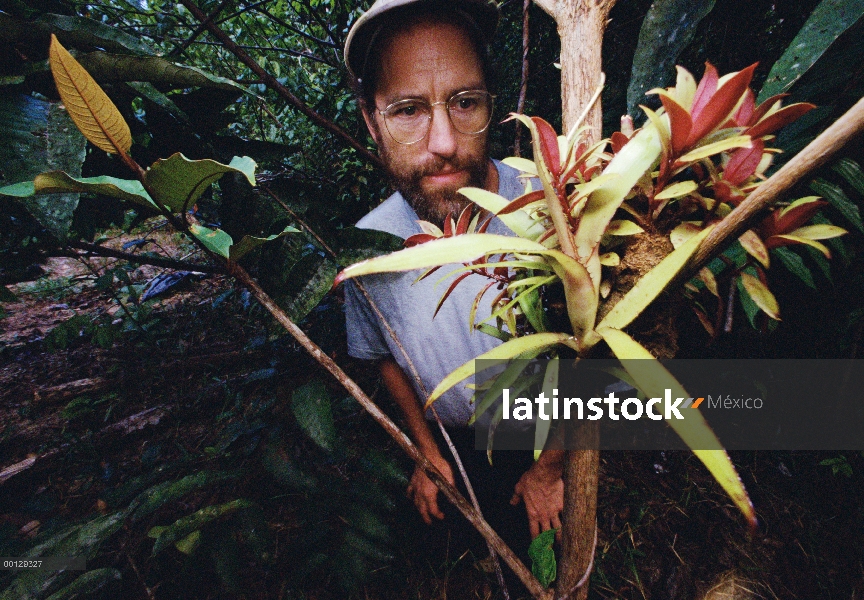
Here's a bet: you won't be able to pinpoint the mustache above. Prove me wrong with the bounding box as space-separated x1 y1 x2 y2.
411 157 471 180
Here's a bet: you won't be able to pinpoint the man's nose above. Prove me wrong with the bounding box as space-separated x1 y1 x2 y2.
426 104 458 158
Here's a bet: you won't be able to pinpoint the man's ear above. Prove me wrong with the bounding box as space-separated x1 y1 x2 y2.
361 102 382 146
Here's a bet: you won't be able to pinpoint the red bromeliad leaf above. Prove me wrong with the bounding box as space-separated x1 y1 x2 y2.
497 190 546 215
690 62 720 122
731 89 756 127
687 63 758 146
532 116 562 178
660 95 693 156
745 103 817 139
404 233 439 247
456 205 473 235
434 272 473 318
469 280 498 329
762 199 827 237
751 93 789 124
610 131 630 153
714 180 745 206
724 139 765 186
477 215 494 233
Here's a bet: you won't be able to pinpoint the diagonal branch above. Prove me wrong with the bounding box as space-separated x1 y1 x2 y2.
687 96 864 275
66 241 223 274
178 0 383 170
168 0 232 57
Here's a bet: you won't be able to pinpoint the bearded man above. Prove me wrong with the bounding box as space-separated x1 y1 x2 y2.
343 0 565 554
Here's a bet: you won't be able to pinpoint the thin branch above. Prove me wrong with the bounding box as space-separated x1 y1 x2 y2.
178 39 335 67
252 4 339 49
514 0 530 157
168 0 232 58
66 241 222 274
178 0 383 170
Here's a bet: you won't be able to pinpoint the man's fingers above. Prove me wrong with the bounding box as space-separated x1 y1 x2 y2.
529 520 540 540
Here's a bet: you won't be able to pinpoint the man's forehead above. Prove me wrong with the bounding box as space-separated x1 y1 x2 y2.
375 20 484 102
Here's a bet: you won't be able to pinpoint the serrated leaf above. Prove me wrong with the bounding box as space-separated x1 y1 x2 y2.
597 327 756 526
759 0 864 101
49 34 131 155
144 153 256 213
599 225 714 330
291 380 337 452
426 333 574 407
739 272 780 320
528 528 557 587
151 499 251 556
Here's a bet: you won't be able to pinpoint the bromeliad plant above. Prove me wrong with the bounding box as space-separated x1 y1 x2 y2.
335 61 847 526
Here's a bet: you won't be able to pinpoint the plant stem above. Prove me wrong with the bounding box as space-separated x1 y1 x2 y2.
67 241 222 274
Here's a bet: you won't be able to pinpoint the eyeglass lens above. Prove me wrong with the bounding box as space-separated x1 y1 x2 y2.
381 91 493 144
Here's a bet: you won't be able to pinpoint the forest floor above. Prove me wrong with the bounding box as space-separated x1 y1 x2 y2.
1 223 863 600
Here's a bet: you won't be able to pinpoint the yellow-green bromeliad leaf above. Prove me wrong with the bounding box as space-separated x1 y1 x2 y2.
597 327 757 527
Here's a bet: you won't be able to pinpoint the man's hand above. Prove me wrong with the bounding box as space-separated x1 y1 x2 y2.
407 454 455 524
510 461 564 539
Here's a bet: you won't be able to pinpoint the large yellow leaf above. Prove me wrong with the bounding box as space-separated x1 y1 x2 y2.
425 332 575 407
598 327 757 527
49 34 131 155
677 136 752 163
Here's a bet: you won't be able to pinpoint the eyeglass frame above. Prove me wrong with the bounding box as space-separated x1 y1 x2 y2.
375 89 496 145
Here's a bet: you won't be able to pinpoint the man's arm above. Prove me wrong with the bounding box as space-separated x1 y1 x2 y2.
379 358 455 523
510 449 565 539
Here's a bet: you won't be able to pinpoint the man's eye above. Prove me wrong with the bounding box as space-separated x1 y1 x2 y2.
392 104 420 117
456 98 478 110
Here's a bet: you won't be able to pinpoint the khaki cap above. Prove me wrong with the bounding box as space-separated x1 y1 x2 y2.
344 0 499 82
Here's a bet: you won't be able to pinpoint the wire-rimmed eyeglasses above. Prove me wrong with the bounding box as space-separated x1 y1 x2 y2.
377 90 495 145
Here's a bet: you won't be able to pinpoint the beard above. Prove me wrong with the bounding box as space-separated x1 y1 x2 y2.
379 141 490 225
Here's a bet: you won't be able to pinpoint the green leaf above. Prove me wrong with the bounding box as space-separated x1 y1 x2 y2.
189 223 234 259
627 0 717 115
528 528 557 588
736 271 761 328
832 158 864 196
76 52 249 92
0 95 85 239
457 187 542 239
277 255 337 323
335 227 404 267
129 470 240 523
44 568 122 600
291 380 337 452
759 0 864 101
535 360 559 460
230 226 299 261
810 177 864 233
654 180 698 200
1 171 155 209
426 333 574 407
144 153 256 213
599 225 714 331
37 13 156 54
469 357 544 426
598 327 756 527
150 499 252 556
773 247 816 289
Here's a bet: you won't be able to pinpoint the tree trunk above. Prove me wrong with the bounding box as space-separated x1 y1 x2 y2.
535 1 616 598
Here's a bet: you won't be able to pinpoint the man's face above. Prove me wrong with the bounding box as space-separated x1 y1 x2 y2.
363 20 491 224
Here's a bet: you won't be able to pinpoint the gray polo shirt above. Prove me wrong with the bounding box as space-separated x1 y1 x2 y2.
345 160 526 427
